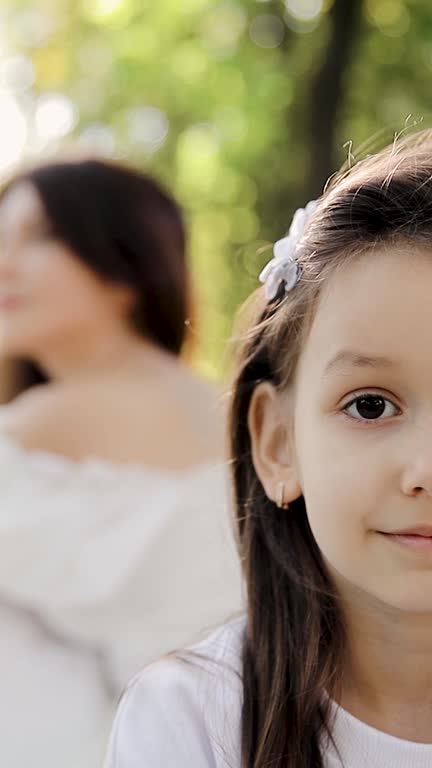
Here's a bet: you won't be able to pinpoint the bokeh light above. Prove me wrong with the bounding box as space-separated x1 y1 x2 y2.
170 44 208 84
12 9 57 47
81 0 133 23
213 106 248 145
249 15 285 48
34 92 79 141
0 92 28 172
78 124 116 155
284 0 324 22
201 3 247 56
177 124 220 200
365 0 410 36
126 106 169 153
0 54 35 92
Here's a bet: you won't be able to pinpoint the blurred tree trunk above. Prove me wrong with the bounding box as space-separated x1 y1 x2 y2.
304 0 364 200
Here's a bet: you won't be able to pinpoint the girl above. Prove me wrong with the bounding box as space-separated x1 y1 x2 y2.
0 159 242 768
105 127 432 768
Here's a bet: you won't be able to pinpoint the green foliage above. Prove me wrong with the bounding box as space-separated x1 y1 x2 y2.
0 0 429 377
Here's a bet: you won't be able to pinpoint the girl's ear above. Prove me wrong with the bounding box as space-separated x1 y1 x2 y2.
248 382 302 505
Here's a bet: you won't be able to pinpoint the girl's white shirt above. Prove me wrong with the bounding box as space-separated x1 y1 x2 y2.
106 615 432 768
0 423 243 768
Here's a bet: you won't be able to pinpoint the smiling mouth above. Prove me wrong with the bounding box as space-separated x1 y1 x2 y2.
0 295 21 310
379 531 432 552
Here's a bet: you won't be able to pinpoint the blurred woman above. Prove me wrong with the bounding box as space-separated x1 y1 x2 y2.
0 159 243 768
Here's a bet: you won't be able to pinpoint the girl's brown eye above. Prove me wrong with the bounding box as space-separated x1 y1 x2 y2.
344 394 399 421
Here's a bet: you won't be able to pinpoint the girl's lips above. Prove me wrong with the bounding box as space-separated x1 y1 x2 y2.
0 295 21 309
380 531 432 552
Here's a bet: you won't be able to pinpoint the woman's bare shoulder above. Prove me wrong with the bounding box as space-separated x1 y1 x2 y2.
0 384 96 454
124 365 228 466
0 369 228 467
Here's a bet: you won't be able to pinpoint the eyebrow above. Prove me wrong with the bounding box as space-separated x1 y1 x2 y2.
322 350 396 379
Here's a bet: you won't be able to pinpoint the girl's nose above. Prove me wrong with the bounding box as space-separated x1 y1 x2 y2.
401 457 432 498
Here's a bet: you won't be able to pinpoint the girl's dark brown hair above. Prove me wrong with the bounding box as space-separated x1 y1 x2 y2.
230 129 432 768
1 158 188 401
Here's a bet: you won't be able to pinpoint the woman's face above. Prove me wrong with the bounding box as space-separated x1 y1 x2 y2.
0 182 136 361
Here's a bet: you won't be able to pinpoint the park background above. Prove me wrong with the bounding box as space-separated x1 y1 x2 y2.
0 0 427 377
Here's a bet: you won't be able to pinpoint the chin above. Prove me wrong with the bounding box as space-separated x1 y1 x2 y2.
0 335 38 359
377 590 432 615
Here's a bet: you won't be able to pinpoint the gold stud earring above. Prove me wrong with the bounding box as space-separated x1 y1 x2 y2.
276 481 289 509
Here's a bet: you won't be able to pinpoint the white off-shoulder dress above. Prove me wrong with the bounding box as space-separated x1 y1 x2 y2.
0 429 243 768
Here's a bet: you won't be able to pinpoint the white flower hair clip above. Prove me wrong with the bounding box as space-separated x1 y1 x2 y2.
259 200 318 301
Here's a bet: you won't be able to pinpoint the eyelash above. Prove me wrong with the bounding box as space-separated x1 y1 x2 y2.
341 391 402 425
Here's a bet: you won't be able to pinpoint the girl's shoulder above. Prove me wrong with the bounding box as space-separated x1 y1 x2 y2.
105 616 245 768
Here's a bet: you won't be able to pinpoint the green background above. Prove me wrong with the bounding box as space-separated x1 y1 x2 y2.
0 0 428 377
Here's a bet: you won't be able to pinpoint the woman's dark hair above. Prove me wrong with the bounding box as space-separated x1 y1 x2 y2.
1 158 188 400
229 128 432 767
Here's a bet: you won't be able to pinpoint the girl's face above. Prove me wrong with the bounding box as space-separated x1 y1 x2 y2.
293 244 432 612
0 182 136 361
250 243 432 613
